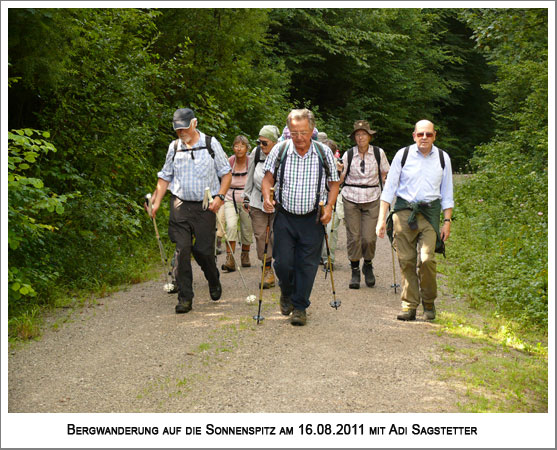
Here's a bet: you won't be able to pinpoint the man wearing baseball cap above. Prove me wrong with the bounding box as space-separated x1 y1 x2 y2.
149 108 232 314
340 120 390 290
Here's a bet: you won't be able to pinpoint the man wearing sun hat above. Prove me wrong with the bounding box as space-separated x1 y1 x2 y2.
339 119 390 290
150 108 232 314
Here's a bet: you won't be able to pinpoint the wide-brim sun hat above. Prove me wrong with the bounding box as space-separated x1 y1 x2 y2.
173 108 196 130
349 120 376 140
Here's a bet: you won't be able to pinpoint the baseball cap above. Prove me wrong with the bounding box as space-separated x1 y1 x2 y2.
173 108 196 130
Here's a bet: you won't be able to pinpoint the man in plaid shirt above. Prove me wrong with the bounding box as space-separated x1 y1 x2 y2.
261 109 340 326
150 108 231 314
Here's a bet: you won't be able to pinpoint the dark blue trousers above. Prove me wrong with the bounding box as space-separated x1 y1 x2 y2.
272 209 325 311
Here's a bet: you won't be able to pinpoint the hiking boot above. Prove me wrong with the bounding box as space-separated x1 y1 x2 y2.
397 309 417 321
290 309 307 326
241 251 251 267
175 298 192 314
221 253 235 272
261 265 275 289
209 282 222 301
362 262 376 287
423 303 436 320
349 267 361 289
279 293 294 316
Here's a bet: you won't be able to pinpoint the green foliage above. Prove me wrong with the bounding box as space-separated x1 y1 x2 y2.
268 8 494 163
7 7 546 339
441 9 548 330
152 8 292 150
8 130 78 311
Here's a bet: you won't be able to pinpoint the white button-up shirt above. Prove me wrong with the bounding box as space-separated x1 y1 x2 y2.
381 144 454 211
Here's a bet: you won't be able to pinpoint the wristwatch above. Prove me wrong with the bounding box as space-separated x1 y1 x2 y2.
216 194 225 202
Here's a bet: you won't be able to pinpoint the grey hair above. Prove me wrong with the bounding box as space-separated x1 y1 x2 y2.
287 109 316 131
232 135 251 151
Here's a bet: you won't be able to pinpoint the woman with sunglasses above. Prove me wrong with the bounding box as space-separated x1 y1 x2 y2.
339 120 390 290
221 135 254 272
243 125 281 288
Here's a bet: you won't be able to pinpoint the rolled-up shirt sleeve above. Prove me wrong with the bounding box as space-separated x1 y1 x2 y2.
380 149 402 206
212 140 232 178
263 143 281 176
157 142 175 181
440 154 454 210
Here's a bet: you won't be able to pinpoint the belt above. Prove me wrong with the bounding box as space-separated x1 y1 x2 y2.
276 203 318 218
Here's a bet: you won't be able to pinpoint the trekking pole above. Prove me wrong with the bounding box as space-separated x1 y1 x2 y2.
324 200 337 280
253 188 274 324
203 188 256 303
388 204 400 294
144 193 175 293
390 244 400 294
319 202 341 309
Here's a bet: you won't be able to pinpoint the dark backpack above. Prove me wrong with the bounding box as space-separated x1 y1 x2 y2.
172 135 214 161
343 146 384 190
400 146 445 170
273 140 332 180
253 145 264 166
273 140 332 208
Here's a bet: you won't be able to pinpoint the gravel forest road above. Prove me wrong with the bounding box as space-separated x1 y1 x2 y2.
8 225 460 413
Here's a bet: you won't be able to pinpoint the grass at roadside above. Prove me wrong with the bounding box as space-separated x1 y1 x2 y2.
432 285 548 412
8 245 162 345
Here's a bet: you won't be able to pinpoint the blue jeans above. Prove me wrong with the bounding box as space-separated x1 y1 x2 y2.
272 209 324 311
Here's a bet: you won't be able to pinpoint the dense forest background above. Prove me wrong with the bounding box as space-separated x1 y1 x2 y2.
7 8 548 338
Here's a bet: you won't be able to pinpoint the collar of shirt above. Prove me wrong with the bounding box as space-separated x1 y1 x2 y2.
288 140 317 159
412 144 439 158
177 130 204 150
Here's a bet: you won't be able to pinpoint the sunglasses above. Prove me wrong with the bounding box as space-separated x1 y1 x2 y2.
360 159 365 174
257 140 271 147
416 132 434 138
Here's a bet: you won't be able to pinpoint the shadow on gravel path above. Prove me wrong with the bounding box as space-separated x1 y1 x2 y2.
9 225 460 413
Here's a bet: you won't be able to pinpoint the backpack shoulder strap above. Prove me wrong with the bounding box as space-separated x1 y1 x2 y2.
254 146 262 165
313 141 332 179
401 146 410 168
438 148 445 170
172 139 179 162
273 141 289 178
275 141 290 205
344 147 355 182
205 135 214 159
372 146 383 191
172 136 215 161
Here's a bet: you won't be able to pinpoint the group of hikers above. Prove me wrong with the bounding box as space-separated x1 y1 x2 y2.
148 107 454 326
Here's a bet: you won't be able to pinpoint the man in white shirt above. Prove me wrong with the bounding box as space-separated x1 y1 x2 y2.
376 120 454 321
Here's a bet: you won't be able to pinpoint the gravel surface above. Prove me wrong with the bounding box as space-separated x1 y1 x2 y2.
8 225 460 413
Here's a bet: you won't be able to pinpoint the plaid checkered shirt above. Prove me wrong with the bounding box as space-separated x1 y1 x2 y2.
263 140 339 215
157 131 231 201
341 145 390 204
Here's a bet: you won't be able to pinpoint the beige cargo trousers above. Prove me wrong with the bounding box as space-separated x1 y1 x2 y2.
392 209 438 311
